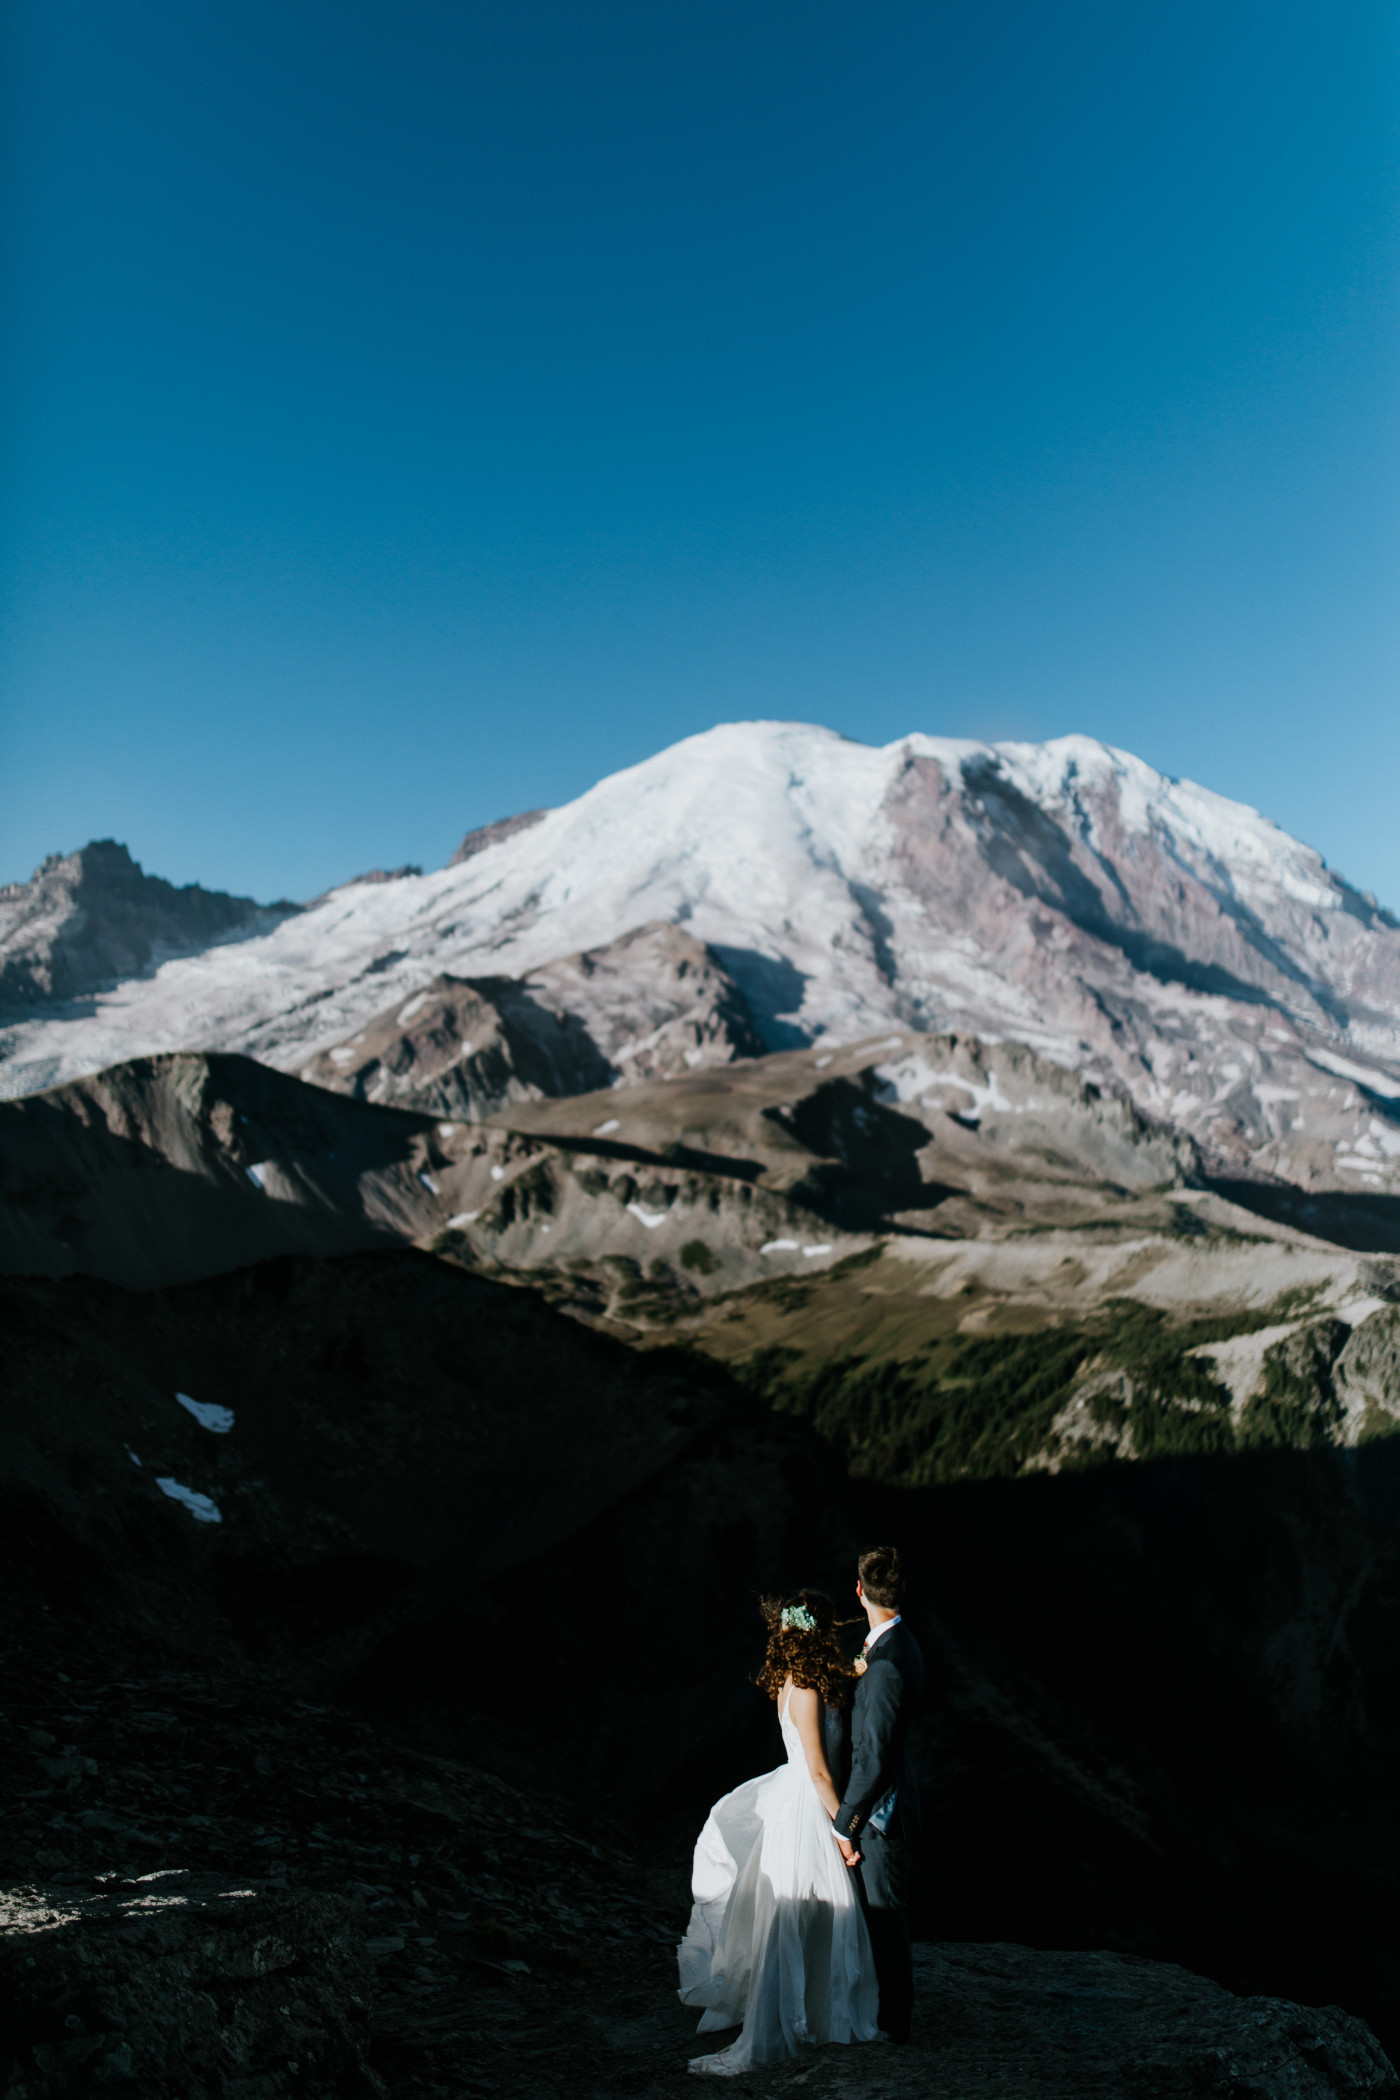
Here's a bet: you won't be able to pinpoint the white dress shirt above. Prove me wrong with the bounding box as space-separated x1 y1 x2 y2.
862 1612 901 1656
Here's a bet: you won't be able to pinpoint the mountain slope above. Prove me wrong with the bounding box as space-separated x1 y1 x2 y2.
0 1052 446 1288
3 724 1399 1193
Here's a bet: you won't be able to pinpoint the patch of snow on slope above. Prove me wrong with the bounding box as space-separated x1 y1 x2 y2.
877 1054 1019 1116
156 1477 222 1524
176 1394 234 1434
1306 1048 1400 1099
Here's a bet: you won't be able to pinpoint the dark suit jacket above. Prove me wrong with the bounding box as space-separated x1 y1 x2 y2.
834 1620 925 1844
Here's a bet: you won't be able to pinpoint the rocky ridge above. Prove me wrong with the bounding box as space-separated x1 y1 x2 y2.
0 840 294 1015
297 923 764 1118
0 1051 445 1289
0 1620 688 2100
7 1029 1400 1480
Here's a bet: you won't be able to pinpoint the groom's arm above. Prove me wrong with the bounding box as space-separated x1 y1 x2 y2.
833 1661 905 1843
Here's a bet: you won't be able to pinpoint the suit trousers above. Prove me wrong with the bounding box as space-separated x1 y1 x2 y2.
856 1827 912 2042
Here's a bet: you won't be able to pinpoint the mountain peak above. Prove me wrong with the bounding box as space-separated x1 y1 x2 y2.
0 838 294 1014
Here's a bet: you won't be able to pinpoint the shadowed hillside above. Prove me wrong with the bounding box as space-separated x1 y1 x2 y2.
8 1250 1400 2067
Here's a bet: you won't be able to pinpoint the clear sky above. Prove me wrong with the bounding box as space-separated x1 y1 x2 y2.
3 0 1397 906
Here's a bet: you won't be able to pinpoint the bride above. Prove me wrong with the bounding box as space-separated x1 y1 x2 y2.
677 1589 881 2074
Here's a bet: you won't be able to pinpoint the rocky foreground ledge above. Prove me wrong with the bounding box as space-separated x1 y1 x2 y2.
2 1882 1395 2100
0 1874 381 2097
0 1618 1394 2099
852 1943 1399 2100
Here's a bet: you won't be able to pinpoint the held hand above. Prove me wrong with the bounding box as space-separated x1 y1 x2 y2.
834 1832 862 1867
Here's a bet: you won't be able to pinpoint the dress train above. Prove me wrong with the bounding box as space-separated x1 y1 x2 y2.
676 1692 879 2074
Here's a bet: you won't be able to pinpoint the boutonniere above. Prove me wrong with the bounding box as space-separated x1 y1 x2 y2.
853 1655 868 1676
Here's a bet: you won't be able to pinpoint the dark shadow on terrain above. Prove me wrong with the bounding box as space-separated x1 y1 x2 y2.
0 1252 854 1814
706 947 809 1051
1209 1176 1400 1254
10 1250 1400 2057
874 1435 1400 2061
216 1551 413 1650
847 881 899 986
0 1126 407 1288
470 977 616 1096
767 1075 949 1228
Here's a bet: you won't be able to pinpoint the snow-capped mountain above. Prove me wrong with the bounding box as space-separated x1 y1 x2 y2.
3 721 1400 1193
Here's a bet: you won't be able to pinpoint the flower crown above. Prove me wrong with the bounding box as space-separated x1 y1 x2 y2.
779 1604 817 1633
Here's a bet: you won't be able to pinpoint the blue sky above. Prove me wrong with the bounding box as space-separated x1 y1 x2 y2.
3 0 1397 905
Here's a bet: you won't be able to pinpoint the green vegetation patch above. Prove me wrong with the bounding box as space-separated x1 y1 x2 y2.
734 1295 1327 1486
734 1326 1092 1484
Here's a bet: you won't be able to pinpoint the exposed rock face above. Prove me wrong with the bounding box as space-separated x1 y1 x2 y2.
299 971 615 1116
524 920 768 1084
440 1029 1215 1314
0 840 290 1015
875 745 1400 1197
0 1875 382 2098
447 806 548 864
299 923 765 1116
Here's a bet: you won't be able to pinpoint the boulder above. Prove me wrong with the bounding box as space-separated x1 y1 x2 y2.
887 1942 1400 2100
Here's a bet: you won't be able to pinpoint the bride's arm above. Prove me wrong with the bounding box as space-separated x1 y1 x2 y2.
787 1685 841 1819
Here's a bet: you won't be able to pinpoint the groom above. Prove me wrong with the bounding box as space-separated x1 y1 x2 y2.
832 1545 925 2045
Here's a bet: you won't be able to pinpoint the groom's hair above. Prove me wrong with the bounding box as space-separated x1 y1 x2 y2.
857 1546 903 1608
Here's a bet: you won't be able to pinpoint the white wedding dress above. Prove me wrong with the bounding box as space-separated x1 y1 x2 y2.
677 1689 880 2074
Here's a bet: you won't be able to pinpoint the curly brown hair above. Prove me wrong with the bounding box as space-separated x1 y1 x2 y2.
755 1589 856 1708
